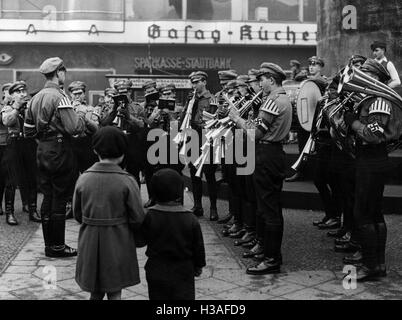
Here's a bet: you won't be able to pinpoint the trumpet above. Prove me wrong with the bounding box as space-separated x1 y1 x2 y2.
193 91 262 177
173 90 197 157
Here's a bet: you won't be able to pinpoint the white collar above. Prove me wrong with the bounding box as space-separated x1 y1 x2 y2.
375 56 388 63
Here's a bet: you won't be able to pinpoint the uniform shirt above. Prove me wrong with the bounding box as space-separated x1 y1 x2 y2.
99 100 145 133
1 101 26 138
0 102 9 145
236 87 292 143
71 101 99 137
351 96 401 144
375 57 401 88
180 89 214 132
24 81 87 138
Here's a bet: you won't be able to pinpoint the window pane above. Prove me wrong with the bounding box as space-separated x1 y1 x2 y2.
248 0 299 22
187 0 231 20
303 0 317 22
0 0 124 20
127 0 182 20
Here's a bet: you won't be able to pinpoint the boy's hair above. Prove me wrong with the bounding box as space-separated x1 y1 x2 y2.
151 169 183 203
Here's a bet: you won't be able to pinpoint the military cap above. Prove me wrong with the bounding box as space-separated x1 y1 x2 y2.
360 58 391 83
349 55 367 65
257 62 287 82
161 83 176 94
290 60 301 67
370 41 387 52
235 75 249 87
247 69 259 83
308 56 325 67
189 71 208 83
1 83 12 93
104 87 117 96
114 79 133 93
39 57 66 75
218 70 238 81
8 81 27 94
68 81 86 93
226 80 237 92
142 80 157 90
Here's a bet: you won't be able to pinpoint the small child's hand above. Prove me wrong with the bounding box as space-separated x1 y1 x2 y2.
194 267 203 277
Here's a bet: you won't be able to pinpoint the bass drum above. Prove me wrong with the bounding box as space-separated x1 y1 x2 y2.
283 80 302 131
295 79 322 132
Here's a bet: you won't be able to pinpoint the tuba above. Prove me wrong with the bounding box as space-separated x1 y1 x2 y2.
329 66 402 155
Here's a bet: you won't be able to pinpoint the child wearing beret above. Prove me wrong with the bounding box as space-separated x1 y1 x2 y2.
73 126 145 300
141 168 206 300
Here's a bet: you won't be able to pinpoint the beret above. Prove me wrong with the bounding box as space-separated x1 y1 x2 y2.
290 60 301 67
8 81 27 94
218 70 238 81
1 82 13 92
151 168 184 203
370 41 387 51
114 79 133 93
308 56 325 67
39 57 66 74
142 80 157 90
360 58 391 83
68 81 86 93
257 62 287 82
190 71 208 83
104 87 117 96
92 126 128 159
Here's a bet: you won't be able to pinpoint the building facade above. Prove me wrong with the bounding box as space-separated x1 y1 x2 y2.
0 0 317 104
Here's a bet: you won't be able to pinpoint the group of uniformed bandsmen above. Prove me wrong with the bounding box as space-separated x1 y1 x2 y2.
0 39 400 281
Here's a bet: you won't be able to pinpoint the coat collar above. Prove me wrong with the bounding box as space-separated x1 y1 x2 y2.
148 203 191 213
85 162 128 174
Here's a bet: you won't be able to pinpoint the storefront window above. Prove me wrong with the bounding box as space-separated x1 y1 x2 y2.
248 0 299 22
127 0 182 20
0 0 124 20
303 0 317 22
186 0 231 20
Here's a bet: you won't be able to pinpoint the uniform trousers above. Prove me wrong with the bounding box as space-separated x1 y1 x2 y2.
189 163 217 209
0 145 15 212
353 143 388 268
253 143 285 260
5 137 38 211
313 142 342 220
331 146 355 232
37 137 77 249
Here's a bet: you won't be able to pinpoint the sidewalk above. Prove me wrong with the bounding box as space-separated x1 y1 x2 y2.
0 189 402 300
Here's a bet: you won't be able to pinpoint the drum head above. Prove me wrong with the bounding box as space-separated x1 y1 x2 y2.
283 81 301 107
296 80 322 132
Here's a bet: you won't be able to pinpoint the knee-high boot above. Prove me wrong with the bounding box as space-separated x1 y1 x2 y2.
5 185 18 225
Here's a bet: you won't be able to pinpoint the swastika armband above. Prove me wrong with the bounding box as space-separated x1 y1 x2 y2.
368 98 391 115
367 122 385 135
260 99 280 116
254 117 270 134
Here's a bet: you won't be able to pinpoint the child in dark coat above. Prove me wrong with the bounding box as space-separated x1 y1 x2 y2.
141 168 206 300
73 126 145 300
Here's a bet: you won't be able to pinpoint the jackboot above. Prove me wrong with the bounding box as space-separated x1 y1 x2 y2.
209 207 219 221
5 186 17 226
29 202 41 223
45 214 77 258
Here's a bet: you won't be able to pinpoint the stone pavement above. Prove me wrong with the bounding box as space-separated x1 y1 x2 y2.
0 188 402 300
